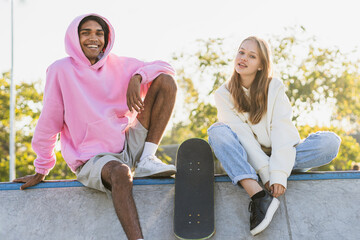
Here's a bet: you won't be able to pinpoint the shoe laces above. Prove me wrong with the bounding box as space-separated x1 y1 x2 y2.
144 155 164 165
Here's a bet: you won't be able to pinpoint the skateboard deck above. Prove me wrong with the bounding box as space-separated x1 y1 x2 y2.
174 138 215 240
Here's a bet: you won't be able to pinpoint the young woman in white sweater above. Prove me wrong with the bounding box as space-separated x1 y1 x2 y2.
207 36 341 236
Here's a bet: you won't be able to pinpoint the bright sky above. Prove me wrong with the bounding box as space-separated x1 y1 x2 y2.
1 0 360 81
1 0 359 127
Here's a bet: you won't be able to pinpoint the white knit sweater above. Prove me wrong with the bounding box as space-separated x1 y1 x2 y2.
214 78 300 188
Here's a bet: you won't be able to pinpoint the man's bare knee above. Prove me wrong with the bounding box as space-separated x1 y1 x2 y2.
155 74 177 94
110 164 133 190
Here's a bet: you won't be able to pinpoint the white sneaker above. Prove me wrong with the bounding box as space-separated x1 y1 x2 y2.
134 155 176 177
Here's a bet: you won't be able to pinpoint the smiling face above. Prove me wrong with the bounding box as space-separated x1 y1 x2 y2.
79 20 105 65
234 40 262 81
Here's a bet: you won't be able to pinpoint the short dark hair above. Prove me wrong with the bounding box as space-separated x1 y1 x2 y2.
78 15 110 51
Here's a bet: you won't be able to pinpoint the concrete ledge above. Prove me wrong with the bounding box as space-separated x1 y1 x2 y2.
1 172 360 240
2 171 360 191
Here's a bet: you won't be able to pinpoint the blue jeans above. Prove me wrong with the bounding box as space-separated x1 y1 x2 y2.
207 123 341 184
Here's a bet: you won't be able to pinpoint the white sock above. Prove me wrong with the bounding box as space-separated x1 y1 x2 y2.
140 142 158 161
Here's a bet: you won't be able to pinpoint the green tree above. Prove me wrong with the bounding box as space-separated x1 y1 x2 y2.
170 38 233 140
270 26 360 127
0 71 43 181
0 72 75 182
161 122 195 145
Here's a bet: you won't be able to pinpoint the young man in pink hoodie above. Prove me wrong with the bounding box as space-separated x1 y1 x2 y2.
13 13 177 239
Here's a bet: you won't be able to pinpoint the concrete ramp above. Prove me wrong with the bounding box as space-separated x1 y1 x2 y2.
1 172 359 240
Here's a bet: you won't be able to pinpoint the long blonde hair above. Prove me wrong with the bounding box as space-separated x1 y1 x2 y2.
228 36 273 124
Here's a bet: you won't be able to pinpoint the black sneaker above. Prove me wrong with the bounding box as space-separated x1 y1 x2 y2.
248 191 280 236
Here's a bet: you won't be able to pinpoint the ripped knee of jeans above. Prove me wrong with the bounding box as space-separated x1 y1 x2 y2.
207 122 227 133
212 122 225 127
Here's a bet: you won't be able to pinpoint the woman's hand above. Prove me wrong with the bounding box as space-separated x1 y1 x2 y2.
264 181 271 192
270 183 286 198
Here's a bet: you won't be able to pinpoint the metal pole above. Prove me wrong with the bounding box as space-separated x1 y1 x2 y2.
9 0 16 181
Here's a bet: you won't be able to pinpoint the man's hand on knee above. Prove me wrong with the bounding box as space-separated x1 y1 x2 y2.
127 74 144 113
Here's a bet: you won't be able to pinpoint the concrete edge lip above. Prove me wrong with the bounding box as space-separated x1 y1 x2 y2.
1 171 360 191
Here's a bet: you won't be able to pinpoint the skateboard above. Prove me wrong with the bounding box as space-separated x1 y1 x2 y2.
174 138 215 240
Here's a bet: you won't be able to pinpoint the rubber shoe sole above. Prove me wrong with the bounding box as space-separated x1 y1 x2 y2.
250 197 280 236
134 167 176 178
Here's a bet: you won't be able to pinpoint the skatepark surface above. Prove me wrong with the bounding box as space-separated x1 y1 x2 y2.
1 171 359 240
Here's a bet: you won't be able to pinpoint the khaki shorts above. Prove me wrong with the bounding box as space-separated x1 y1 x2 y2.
76 119 147 194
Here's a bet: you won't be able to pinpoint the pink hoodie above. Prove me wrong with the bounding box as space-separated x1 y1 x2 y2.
32 13 175 175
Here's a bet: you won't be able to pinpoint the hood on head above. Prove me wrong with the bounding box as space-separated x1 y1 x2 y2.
65 13 115 69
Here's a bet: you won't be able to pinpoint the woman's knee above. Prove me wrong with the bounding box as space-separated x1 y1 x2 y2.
208 122 236 146
208 122 227 139
316 131 341 156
